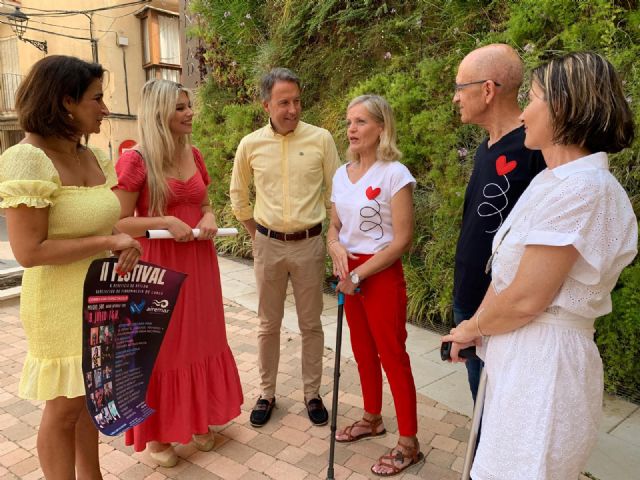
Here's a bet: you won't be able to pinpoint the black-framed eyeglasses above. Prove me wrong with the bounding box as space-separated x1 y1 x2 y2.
454 79 502 92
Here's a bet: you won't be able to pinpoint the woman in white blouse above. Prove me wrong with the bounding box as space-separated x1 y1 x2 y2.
443 52 637 479
327 95 422 476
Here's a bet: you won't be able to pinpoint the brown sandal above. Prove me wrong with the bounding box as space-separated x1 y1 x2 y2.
335 416 386 443
371 441 424 477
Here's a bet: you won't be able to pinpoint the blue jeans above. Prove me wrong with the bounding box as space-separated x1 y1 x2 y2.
452 303 483 403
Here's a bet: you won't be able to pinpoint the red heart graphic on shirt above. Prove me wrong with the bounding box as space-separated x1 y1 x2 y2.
366 186 381 200
496 155 517 176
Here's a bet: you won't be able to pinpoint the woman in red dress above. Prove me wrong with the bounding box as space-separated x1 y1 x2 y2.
114 79 243 467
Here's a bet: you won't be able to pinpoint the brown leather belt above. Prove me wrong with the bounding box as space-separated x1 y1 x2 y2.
256 222 322 241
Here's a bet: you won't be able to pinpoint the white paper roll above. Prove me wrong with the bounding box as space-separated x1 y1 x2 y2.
145 228 238 239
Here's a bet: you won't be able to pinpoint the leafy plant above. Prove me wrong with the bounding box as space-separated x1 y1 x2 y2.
595 257 640 402
188 0 640 401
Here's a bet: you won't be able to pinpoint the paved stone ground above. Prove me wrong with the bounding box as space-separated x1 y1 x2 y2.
0 296 594 480
0 297 469 480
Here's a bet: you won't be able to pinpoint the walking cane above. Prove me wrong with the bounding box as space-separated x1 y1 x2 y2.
440 342 486 480
461 368 486 480
326 289 346 480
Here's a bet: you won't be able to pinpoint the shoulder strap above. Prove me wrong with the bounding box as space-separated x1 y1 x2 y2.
192 147 209 180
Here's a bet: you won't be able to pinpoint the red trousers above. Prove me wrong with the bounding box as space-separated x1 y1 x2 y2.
345 255 418 436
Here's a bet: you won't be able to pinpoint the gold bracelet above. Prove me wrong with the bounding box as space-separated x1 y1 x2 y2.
475 308 486 337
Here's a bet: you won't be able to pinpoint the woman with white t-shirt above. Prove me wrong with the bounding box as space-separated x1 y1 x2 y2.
327 95 423 477
443 52 637 479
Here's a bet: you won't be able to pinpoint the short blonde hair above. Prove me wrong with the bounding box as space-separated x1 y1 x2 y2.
346 95 402 163
532 52 634 153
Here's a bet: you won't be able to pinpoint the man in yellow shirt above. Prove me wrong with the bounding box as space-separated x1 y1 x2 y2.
230 68 341 428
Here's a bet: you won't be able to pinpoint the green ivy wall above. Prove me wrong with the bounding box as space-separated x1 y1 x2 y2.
188 0 640 401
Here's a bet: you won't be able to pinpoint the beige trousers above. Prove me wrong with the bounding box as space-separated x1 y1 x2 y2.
253 232 325 399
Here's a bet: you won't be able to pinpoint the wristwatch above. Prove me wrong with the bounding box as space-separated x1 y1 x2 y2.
349 271 360 286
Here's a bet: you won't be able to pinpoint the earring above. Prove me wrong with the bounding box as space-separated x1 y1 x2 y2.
68 112 75 120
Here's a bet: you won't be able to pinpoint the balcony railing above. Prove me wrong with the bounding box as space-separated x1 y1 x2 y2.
0 73 23 113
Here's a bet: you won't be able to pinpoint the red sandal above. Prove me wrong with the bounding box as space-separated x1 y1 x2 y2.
335 416 387 443
370 441 424 477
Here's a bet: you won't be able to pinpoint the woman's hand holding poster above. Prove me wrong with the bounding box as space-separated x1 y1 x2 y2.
82 258 186 436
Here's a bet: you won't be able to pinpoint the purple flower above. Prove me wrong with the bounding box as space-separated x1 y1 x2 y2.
457 148 468 158
383 51 392 60
223 11 231 18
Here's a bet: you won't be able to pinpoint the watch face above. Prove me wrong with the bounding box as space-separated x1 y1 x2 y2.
351 273 359 284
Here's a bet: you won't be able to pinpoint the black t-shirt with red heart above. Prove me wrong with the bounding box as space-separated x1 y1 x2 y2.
453 126 546 313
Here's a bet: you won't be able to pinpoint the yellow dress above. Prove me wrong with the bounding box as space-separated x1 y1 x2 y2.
0 144 120 400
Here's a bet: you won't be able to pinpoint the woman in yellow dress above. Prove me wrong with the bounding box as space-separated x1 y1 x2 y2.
0 56 141 479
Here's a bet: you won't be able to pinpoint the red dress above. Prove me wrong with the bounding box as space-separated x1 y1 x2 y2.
116 147 243 451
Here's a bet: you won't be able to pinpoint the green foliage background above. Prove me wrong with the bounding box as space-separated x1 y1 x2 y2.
188 0 640 401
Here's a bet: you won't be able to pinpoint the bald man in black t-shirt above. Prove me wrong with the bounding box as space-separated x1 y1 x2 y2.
452 44 546 402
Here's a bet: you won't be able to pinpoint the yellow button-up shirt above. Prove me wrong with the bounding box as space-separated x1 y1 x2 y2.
230 121 341 232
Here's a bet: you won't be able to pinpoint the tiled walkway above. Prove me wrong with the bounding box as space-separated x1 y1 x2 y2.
0 295 472 479
0 252 636 479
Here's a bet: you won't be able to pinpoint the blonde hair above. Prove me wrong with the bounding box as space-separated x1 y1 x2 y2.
137 79 192 215
346 95 402 163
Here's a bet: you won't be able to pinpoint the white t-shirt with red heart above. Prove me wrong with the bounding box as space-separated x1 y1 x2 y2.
331 160 416 254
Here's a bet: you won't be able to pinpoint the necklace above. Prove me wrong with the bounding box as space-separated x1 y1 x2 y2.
169 160 183 180
173 148 189 179
43 145 82 166
71 147 81 166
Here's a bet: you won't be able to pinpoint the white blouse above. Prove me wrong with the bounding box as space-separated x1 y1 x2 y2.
490 152 638 319
331 160 415 254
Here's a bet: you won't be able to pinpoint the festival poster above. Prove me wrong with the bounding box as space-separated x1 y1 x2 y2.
82 258 186 436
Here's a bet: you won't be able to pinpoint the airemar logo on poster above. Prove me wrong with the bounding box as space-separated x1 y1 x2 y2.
148 299 170 314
